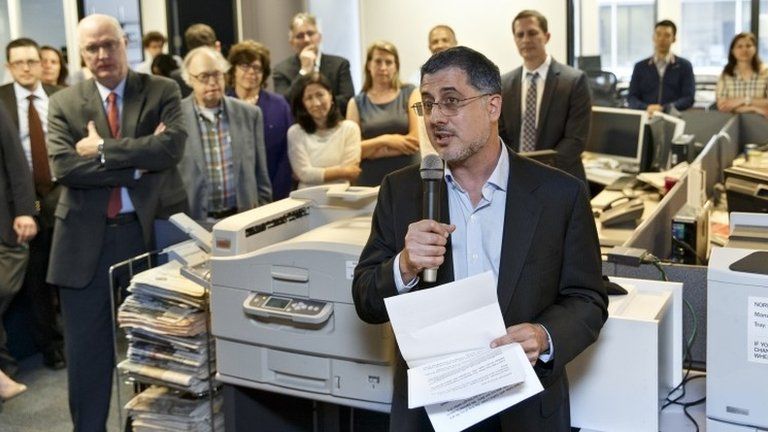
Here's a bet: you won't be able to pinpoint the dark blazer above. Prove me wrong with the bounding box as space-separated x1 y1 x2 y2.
45 71 187 288
352 149 608 431
0 82 62 129
272 53 355 116
0 103 36 246
0 82 64 229
499 60 591 184
627 55 695 112
179 95 272 220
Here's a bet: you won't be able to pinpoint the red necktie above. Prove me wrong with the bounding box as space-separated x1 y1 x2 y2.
27 95 53 195
106 92 122 218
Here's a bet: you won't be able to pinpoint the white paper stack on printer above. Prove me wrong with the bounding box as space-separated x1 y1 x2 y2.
117 259 216 395
125 385 224 432
384 271 543 432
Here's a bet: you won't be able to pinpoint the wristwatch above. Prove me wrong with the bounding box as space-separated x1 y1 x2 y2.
96 139 105 166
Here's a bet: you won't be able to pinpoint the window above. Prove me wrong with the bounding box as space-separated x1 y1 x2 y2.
680 0 752 76
575 0 656 81
0 0 9 73
760 0 768 61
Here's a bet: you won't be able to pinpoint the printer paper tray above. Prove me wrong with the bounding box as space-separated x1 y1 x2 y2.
216 338 393 407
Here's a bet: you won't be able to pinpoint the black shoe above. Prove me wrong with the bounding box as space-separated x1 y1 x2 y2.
42 350 66 370
0 362 19 379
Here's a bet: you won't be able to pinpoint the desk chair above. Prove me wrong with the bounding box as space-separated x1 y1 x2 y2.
586 70 619 107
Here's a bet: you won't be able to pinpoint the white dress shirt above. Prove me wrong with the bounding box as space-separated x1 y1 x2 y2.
13 82 49 172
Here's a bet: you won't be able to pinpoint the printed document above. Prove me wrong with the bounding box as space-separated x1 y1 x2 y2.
384 271 543 432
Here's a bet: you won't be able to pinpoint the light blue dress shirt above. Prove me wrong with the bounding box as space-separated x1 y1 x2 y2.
393 143 553 361
95 78 135 213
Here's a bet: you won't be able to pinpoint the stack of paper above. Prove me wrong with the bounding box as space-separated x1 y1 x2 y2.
125 385 224 432
117 261 216 395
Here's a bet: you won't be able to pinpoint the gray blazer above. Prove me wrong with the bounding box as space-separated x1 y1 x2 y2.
179 96 272 220
46 71 187 288
499 59 592 184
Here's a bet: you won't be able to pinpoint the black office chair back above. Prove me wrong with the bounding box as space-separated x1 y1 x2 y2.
586 70 619 107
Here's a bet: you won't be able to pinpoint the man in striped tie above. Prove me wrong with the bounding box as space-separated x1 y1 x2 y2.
46 14 187 432
499 9 591 185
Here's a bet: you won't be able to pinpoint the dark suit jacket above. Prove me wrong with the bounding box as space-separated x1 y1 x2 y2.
352 149 608 431
0 103 36 246
499 60 591 184
46 71 187 288
0 82 64 229
627 55 695 112
272 53 355 116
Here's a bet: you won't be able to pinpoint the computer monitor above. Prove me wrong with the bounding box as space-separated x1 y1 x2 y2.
577 55 602 72
585 107 649 171
646 113 686 171
519 149 557 168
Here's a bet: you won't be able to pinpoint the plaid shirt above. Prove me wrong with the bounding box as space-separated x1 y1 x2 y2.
717 67 768 99
194 104 236 213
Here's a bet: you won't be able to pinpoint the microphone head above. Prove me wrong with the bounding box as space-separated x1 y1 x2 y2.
420 154 444 180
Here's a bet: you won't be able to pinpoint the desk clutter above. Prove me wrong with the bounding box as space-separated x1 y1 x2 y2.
117 260 223 431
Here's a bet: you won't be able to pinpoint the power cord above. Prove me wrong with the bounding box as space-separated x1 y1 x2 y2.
643 253 706 432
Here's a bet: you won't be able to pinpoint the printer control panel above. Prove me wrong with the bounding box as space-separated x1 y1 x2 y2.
243 293 333 324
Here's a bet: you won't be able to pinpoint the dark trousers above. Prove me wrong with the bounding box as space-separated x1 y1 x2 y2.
59 220 144 432
19 226 64 356
0 243 28 374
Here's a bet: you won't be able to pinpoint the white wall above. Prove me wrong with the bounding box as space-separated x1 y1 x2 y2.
309 0 363 92
357 0 567 86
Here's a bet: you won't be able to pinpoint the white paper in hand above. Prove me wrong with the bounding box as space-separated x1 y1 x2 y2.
384 271 543 432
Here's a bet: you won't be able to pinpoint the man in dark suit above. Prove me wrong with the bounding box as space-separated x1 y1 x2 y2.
0 37 65 372
0 103 38 382
499 10 592 185
353 46 607 431
273 12 354 116
169 23 222 99
627 20 695 116
46 14 187 431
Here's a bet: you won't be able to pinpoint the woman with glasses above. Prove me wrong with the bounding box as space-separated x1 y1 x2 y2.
227 41 294 200
40 46 68 86
346 41 420 187
288 72 361 189
716 32 768 117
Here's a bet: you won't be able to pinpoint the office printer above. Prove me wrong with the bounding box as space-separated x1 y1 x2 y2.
209 184 394 412
707 247 768 432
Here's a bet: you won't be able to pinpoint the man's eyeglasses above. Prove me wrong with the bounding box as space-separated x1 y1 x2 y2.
82 40 120 55
191 71 224 83
236 63 263 73
411 94 492 117
293 30 317 40
9 59 41 69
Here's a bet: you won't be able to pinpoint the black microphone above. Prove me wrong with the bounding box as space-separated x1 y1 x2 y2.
420 154 444 282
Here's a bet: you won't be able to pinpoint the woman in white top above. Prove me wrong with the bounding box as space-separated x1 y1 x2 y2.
288 72 361 189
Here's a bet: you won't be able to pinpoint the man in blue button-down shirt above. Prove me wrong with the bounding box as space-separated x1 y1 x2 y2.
353 46 607 432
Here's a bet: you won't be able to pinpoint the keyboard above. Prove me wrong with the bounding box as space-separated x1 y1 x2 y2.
586 167 627 185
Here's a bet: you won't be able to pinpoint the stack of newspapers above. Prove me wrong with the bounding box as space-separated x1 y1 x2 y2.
125 385 223 432
117 260 221 430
